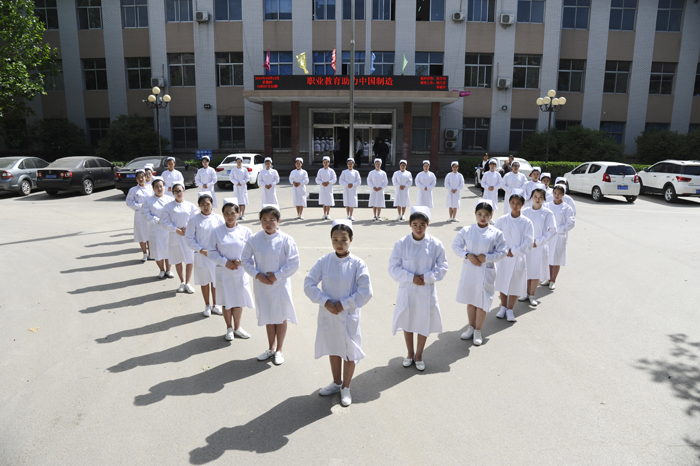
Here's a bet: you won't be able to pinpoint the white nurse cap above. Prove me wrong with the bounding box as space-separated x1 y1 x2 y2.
475 198 494 210
144 164 154 171
410 205 431 221
553 183 567 193
323 156 331 162
295 157 303 163
451 161 459 167
171 181 185 190
223 197 238 206
235 155 243 160
530 166 541 173
541 172 551 179
135 168 146 175
509 188 526 201
488 158 498 165
374 158 382 164
555 177 567 184
264 157 272 163
201 155 211 161
423 160 431 166
166 156 176 162
151 176 163 183
331 219 353 232
399 159 407 165
198 190 213 198
262 203 281 213
347 158 355 163
511 160 520 166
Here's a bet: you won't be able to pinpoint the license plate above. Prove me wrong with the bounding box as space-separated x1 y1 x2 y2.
226 170 231 174
126 174 135 178
46 174 56 179
696 189 700 194
617 185 628 190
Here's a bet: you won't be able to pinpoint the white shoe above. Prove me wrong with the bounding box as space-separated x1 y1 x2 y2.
239 215 245 221
415 360 425 371
319 381 342 396
453 218 459 223
177 283 186 293
257 349 275 361
540 280 550 286
299 216 304 220
473 330 483 346
340 387 352 407
233 327 250 339
518 296 529 302
496 306 507 318
212 305 223 315
157 271 166 279
549 282 556 290
506 308 515 322
461 326 475 340
141 253 148 262
349 216 355 221
185 284 195 294
377 217 382 221
273 351 284 365
402 358 413 367
203 305 211 317
528 295 539 306
397 216 402 221
165 271 175 278
225 327 234 341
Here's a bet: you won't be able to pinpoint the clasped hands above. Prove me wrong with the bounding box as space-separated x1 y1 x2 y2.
176 227 186 236
225 258 242 269
466 253 486 267
324 300 345 315
256 271 278 285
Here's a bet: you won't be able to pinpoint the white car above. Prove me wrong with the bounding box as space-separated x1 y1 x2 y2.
474 156 533 186
565 161 640 203
638 159 700 203
216 153 265 189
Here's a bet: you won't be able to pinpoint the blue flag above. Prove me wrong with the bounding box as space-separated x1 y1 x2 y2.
370 53 376 75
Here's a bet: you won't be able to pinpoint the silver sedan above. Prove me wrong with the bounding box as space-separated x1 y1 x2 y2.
0 156 50 196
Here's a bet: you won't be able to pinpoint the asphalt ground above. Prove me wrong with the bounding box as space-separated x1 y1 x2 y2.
0 180 699 465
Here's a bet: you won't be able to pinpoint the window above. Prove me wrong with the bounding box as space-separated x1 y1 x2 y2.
571 163 589 175
166 0 193 22
509 118 537 151
272 115 291 149
467 0 494 22
218 116 245 149
462 118 490 151
122 0 148 27
603 61 630 93
555 120 580 131
342 51 365 75
83 58 107 90
169 53 195 87
415 52 443 76
656 0 682 32
313 51 335 75
588 164 602 173
343 0 365 19
645 122 669 132
464 53 493 88
214 0 242 20
649 62 675 95
216 52 243 86
314 0 336 20
562 0 590 29
264 51 293 75
416 0 444 21
513 54 540 89
126 58 151 90
35 0 59 29
600 122 624 144
77 0 102 29
694 63 699 96
558 59 585 93
264 0 292 20
87 118 110 147
372 52 394 76
373 0 395 20
171 116 198 149
609 0 636 31
412 116 432 152
517 0 544 23
45 60 64 91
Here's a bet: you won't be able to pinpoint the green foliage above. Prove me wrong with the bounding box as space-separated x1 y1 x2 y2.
96 115 169 162
27 119 93 160
528 161 582 181
518 125 625 163
457 156 484 180
634 130 685 165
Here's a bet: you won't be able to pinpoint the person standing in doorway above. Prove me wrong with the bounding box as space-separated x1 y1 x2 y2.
377 138 390 166
334 138 342 168
355 136 363 168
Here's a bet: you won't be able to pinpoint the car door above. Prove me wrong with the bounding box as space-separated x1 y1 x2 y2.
568 164 589 193
643 162 662 191
18 158 35 184
584 164 602 192
649 163 667 191
96 158 115 184
84 159 102 185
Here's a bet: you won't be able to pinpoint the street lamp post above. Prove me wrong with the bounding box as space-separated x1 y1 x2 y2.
536 89 566 163
143 86 171 158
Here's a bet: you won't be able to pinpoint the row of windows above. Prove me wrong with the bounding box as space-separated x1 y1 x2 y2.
34 0 686 32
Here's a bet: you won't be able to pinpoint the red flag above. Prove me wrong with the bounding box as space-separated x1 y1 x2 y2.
264 47 271 72
331 48 336 73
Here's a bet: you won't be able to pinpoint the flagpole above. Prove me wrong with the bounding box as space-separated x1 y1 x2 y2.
349 0 355 162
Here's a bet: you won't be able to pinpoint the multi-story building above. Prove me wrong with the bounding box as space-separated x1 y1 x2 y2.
9 0 700 171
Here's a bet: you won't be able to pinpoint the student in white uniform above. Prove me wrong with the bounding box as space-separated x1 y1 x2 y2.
339 158 361 221
185 192 225 317
494 189 534 322
445 161 465 222
304 220 373 407
553 177 577 216
543 185 575 290
126 169 152 262
143 177 174 279
162 157 184 193
241 204 300 366
159 182 198 294
195 155 218 208
388 206 448 371
289 157 309 220
229 156 250 220
520 188 556 306
316 156 337 220
392 160 412 221
480 159 502 215
144 164 155 186
452 199 508 345
540 172 553 201
367 158 388 221
523 167 544 208
209 199 255 341
501 160 528 217
415 160 437 208
259 157 280 206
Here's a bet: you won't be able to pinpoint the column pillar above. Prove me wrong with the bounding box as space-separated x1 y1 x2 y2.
430 102 440 169
402 102 412 165
291 101 300 159
263 101 273 159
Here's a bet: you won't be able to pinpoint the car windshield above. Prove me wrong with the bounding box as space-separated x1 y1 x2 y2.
125 158 161 168
681 165 700 176
605 165 636 176
0 158 20 169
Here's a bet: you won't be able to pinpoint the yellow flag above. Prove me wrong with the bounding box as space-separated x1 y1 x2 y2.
296 52 309 75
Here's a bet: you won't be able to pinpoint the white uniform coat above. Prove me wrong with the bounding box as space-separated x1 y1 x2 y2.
162 169 184 192
159 200 197 265
229 167 250 205
494 214 534 297
452 225 508 311
389 234 448 337
126 184 151 243
367 169 388 208
258 168 280 205
546 191 577 217
415 171 437 208
304 253 373 364
444 172 465 209
523 181 545 208
185 212 225 286
315 168 337 206
522 206 556 280
501 172 528 215
544 201 575 266
195 167 218 208
289 169 309 207
339 169 361 208
143 194 173 261
392 170 412 208
209 224 255 309
480 170 502 212
242 230 300 326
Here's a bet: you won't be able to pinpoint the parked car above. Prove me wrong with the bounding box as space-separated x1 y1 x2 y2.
115 156 197 195
638 159 700 203
564 161 640 203
0 156 50 196
216 153 265 189
474 156 533 187
37 156 116 195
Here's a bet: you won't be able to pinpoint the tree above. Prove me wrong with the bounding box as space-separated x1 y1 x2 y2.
27 119 93 160
517 125 624 162
0 0 59 120
635 130 684 165
96 115 170 162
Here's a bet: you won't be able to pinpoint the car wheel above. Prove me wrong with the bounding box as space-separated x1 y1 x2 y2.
217 181 228 190
121 189 129 196
625 196 637 203
474 172 480 187
45 190 59 196
591 186 603 202
81 178 94 195
663 184 677 203
19 179 32 196
638 179 646 195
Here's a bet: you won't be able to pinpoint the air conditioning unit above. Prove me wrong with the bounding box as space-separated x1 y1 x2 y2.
151 77 164 88
445 140 458 150
497 78 511 89
444 129 459 140
500 14 514 25
452 12 465 22
195 11 209 22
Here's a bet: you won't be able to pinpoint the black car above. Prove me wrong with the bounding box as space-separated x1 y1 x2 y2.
37 156 117 195
115 156 197 195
